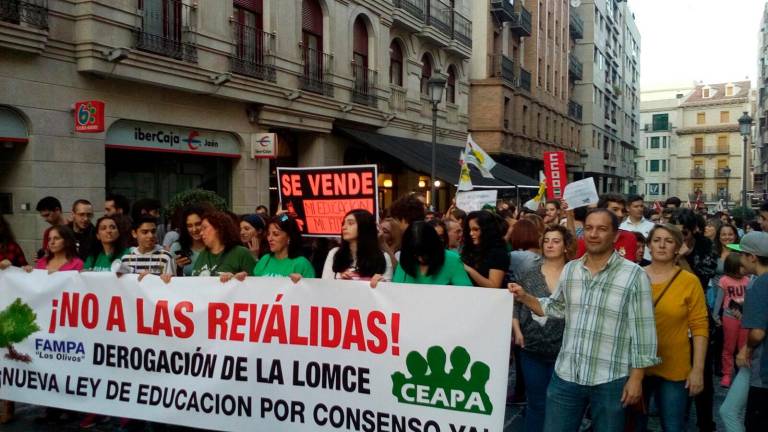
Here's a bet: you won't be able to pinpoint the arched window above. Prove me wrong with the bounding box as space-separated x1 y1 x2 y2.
353 17 368 68
420 54 432 96
389 41 403 86
446 66 457 104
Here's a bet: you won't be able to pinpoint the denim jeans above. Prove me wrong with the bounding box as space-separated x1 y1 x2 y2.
637 376 689 431
543 373 627 432
520 351 556 432
719 367 750 432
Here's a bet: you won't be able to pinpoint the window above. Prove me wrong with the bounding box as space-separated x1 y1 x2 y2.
649 160 660 172
446 66 457 104
420 54 432 96
702 88 710 98
662 160 667 172
662 136 668 148
651 114 669 131
725 85 733 97
389 41 403 86
720 111 730 123
697 112 705 125
352 17 368 68
233 0 264 67
650 137 660 149
694 182 704 192
504 97 511 130
648 183 661 195
302 0 323 52
718 135 728 151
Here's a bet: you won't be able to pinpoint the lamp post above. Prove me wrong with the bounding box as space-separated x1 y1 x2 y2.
580 148 588 179
739 111 753 210
427 74 446 211
723 166 731 209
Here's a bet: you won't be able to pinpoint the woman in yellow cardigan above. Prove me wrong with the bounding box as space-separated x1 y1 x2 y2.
640 224 709 431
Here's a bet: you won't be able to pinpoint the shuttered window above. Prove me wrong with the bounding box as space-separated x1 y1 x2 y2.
389 41 403 86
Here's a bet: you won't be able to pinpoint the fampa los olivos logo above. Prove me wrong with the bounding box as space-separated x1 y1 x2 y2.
391 346 493 415
0 298 40 363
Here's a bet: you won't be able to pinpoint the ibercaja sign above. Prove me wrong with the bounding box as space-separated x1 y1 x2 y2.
73 100 105 133
277 165 378 237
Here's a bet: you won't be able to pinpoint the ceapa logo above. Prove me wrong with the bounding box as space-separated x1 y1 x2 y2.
391 346 493 415
0 298 41 363
185 130 201 150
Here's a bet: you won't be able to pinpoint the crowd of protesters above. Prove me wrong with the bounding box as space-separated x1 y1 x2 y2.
2 192 768 432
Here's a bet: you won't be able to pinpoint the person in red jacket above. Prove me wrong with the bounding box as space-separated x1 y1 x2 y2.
575 194 638 262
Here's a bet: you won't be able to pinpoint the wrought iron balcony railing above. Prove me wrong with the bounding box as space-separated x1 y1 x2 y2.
0 0 48 29
299 43 334 96
393 0 424 20
352 61 377 106
568 100 583 122
134 0 197 63
452 10 471 47
230 22 275 82
426 0 452 36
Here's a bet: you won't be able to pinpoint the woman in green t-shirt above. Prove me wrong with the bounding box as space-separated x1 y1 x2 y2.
379 221 472 287
230 214 314 283
83 215 130 272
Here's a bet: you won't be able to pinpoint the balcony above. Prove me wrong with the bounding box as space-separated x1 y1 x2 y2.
425 0 451 36
568 53 583 81
568 100 583 122
299 44 334 97
518 67 531 92
134 0 197 63
392 0 424 33
352 61 377 107
451 10 471 47
569 9 584 39
1 0 47 28
490 0 514 22
711 192 733 202
509 4 532 37
691 145 729 155
714 168 732 178
690 168 706 179
229 23 276 82
644 123 674 132
488 54 516 85
389 85 407 113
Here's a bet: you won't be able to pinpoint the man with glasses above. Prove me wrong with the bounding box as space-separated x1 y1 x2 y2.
68 199 95 260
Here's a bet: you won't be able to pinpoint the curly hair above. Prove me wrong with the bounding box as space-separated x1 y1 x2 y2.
202 210 242 252
462 210 507 269
714 223 740 256
540 225 575 260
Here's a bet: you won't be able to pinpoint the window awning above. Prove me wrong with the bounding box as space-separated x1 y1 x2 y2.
336 127 538 187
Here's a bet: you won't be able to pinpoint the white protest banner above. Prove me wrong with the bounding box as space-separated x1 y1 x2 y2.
456 190 498 213
0 268 512 432
563 177 599 209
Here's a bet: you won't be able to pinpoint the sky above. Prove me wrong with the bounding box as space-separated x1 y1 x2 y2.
628 0 765 90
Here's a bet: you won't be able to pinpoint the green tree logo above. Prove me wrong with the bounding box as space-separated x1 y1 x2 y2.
0 298 40 363
391 346 493 415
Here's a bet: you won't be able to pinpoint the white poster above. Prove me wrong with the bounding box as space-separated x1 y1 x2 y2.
0 268 513 431
563 177 599 209
456 190 499 213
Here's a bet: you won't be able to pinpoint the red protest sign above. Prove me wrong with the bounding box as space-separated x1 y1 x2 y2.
277 165 378 237
544 151 567 199
74 100 105 133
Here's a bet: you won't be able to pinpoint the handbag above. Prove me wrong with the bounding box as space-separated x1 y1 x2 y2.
624 268 683 431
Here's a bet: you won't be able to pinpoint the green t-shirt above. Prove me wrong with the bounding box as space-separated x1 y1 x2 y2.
191 246 257 276
392 250 473 286
252 254 316 278
83 249 130 272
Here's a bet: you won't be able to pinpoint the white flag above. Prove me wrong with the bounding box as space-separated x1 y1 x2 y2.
464 134 496 179
458 151 473 191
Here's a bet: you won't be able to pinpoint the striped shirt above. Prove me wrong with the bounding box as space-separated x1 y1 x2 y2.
540 251 659 386
121 246 176 276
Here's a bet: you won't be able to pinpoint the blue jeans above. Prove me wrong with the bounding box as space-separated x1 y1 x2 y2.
543 373 627 432
719 367 750 432
637 376 689 431
520 351 556 432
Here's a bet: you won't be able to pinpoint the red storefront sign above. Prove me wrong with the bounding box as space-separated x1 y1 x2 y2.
544 151 568 199
74 100 105 133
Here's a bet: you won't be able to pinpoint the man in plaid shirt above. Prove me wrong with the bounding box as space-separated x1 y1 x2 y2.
511 208 659 431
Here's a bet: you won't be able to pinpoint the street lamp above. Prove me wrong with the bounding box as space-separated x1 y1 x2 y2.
427 74 446 211
739 111 753 210
580 148 588 179
723 166 732 209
